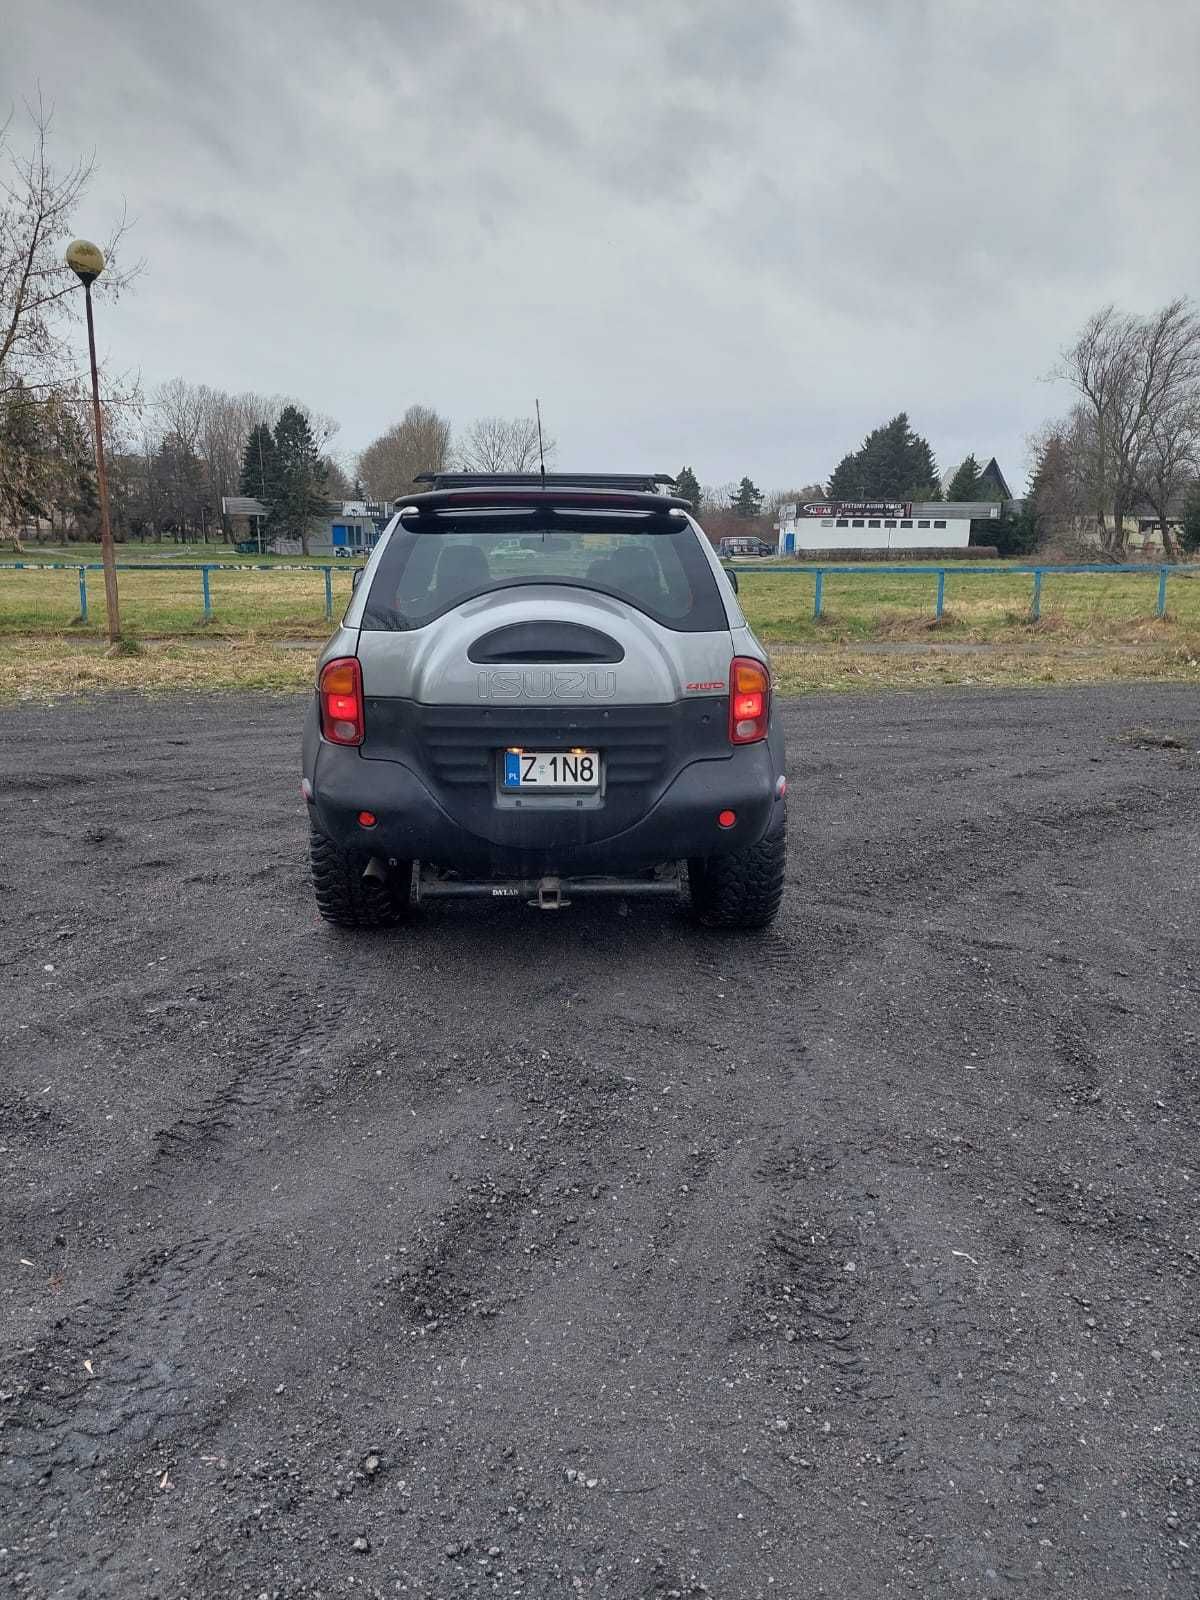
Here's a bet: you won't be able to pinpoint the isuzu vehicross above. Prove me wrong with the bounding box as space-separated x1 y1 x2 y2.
302 474 787 929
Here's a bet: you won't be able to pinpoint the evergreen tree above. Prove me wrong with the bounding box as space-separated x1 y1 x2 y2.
673 465 701 510
1181 481 1200 554
733 476 763 518
987 505 1037 557
0 381 59 532
824 413 940 501
239 423 278 501
270 406 327 555
55 427 99 538
900 424 941 500
946 454 982 501
826 451 862 501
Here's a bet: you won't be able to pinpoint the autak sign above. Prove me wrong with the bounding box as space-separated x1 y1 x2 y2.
802 500 912 519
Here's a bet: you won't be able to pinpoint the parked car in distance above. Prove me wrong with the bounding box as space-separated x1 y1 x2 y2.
718 536 776 558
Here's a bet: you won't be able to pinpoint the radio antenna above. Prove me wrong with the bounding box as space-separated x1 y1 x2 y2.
535 398 546 490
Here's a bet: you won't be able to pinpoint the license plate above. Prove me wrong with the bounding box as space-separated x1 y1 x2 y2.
502 749 600 790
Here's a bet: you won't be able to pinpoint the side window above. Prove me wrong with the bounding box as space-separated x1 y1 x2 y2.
917 520 930 529
900 519 913 528
836 518 849 528
933 519 947 529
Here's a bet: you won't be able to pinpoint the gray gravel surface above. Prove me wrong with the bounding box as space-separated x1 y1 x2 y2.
1 684 1198 1599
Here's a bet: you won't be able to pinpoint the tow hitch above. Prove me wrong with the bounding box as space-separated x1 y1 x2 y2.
413 864 682 910
531 875 567 910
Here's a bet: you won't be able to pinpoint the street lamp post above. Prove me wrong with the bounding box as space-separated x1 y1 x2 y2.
65 239 121 644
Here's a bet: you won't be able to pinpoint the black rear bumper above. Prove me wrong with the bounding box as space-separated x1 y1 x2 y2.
305 731 783 875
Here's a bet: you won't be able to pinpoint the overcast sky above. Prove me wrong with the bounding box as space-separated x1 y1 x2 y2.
6 0 1199 492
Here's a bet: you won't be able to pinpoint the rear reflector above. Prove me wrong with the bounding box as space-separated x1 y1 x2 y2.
319 656 365 746
718 809 737 828
357 811 377 827
728 657 769 744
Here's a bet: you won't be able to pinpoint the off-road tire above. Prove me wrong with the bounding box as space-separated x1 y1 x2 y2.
687 809 787 929
309 825 410 930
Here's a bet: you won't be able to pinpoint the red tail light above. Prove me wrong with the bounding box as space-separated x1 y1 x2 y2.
319 656 364 745
729 656 769 744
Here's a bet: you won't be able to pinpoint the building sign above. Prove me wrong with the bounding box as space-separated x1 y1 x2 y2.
801 500 912 519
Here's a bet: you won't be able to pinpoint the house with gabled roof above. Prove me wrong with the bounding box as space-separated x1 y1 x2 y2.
977 458 1013 500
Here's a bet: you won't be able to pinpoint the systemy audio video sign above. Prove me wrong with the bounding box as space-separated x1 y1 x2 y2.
801 500 912 518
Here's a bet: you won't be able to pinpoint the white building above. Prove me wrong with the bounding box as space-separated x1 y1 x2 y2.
774 499 1005 556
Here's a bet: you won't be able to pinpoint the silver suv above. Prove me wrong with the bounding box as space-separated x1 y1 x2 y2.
301 474 787 928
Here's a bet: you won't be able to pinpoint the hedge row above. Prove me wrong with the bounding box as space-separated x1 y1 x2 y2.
775 546 1001 564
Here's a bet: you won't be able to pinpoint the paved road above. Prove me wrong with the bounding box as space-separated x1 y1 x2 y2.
2 685 1198 1599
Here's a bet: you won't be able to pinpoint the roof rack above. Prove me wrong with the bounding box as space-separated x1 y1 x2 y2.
414 472 677 492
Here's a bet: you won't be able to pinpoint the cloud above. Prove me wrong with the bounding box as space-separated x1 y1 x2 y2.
4 0 1198 488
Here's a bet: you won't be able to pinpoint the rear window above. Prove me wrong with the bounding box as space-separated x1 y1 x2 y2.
361 516 727 632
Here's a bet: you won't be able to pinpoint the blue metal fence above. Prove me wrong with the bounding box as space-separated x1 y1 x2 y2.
1 557 1195 628
0 560 344 624
725 561 1196 621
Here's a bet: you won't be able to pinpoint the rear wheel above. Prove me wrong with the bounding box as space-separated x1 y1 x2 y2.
309 825 411 930
687 809 787 929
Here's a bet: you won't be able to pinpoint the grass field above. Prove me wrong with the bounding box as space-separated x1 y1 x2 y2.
1 556 1198 701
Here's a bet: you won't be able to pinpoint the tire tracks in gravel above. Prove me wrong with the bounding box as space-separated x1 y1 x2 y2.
829 776 1185 910
1 996 344 1517
1 1233 245 1495
4 687 1200 1598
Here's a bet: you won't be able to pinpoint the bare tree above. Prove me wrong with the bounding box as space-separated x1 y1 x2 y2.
1057 299 1200 555
1139 390 1200 559
298 404 339 454
764 484 826 513
153 377 204 454
456 415 555 474
199 387 255 529
358 404 451 499
1 97 138 397
699 482 736 514
142 381 341 540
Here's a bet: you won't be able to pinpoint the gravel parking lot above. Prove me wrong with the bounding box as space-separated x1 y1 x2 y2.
2 685 1198 1599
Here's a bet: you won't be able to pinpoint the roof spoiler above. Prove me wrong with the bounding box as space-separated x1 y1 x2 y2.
398 486 693 515
414 472 678 492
